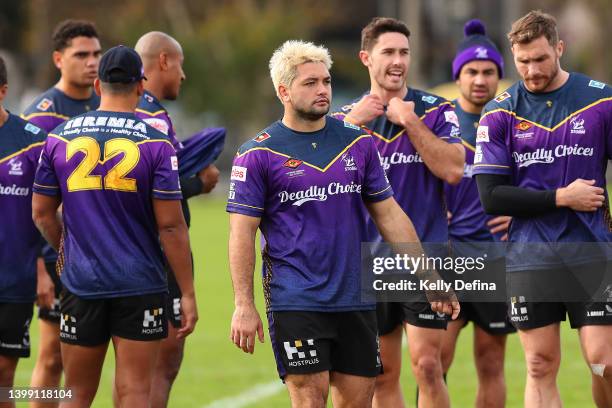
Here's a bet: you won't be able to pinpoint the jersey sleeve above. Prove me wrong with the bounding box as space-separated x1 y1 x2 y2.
361 136 394 202
226 149 267 217
431 103 462 144
151 141 183 200
472 108 512 176
33 138 61 196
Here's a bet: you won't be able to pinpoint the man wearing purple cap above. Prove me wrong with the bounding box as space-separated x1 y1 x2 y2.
32 45 198 407
441 19 515 408
474 10 612 407
333 17 464 407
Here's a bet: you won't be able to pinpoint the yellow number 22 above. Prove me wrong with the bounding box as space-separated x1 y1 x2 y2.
66 137 140 192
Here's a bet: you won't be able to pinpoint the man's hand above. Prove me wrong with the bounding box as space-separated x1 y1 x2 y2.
427 289 461 320
487 216 511 241
177 293 198 339
36 258 55 309
344 94 384 126
556 179 604 211
198 164 220 194
386 98 418 127
447 211 452 225
230 303 264 354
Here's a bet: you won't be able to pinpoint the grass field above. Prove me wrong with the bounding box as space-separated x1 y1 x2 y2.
13 196 595 407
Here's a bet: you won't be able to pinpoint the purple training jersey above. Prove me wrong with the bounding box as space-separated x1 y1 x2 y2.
226 117 393 312
34 111 182 298
333 88 462 243
22 87 99 263
135 90 182 150
0 114 46 302
444 101 496 242
473 73 612 269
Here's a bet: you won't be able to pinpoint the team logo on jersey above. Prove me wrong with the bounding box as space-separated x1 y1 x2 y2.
283 158 303 169
231 166 247 182
36 98 53 111
570 115 586 134
283 339 319 367
588 80 605 89
476 126 489 143
142 118 169 135
515 121 533 131
475 47 488 59
450 126 461 137
421 95 438 104
444 111 460 127
341 153 357 171
24 123 41 135
142 308 164 334
494 91 511 103
254 132 270 143
8 158 23 176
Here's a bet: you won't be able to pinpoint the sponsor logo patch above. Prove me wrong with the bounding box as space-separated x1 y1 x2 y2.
421 95 438 104
515 121 532 131
24 123 41 134
343 121 361 131
254 132 270 143
170 156 178 171
36 98 53 111
143 118 169 135
444 110 460 127
231 165 247 181
494 91 511 103
476 126 489 143
588 80 605 89
283 158 303 169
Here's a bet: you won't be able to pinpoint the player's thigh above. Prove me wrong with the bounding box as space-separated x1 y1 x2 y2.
60 342 108 391
378 324 403 377
330 371 376 408
473 325 507 374
112 336 162 386
440 317 466 371
285 371 330 407
405 323 445 363
37 318 61 354
156 324 185 374
517 323 561 373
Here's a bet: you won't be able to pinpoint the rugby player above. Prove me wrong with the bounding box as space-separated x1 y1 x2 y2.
440 19 514 408
332 17 465 407
22 20 101 400
0 57 46 408
32 46 197 407
134 31 219 408
227 40 458 407
474 10 612 408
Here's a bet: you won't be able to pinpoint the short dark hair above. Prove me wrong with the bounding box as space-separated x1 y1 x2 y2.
508 10 559 47
0 57 6 86
361 17 411 51
99 80 138 95
52 19 99 51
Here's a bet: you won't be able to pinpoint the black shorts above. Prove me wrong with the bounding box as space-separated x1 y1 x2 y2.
59 289 168 346
38 262 61 323
508 265 612 329
0 302 33 358
458 302 516 335
376 302 447 335
268 310 381 379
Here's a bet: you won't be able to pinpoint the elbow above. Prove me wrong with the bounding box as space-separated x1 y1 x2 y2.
32 207 48 232
444 166 464 185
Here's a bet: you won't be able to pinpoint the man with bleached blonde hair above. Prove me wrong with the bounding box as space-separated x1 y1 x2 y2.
227 40 458 407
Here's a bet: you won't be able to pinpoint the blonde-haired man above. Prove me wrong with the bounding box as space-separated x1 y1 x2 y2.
227 40 458 407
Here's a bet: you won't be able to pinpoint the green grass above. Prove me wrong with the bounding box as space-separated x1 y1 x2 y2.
14 197 594 407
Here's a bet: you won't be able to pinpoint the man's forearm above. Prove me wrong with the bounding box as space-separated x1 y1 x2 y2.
228 229 257 307
35 215 62 251
404 120 464 184
160 224 194 296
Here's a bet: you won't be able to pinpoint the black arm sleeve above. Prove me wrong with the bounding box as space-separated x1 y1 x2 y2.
475 173 557 217
180 176 203 200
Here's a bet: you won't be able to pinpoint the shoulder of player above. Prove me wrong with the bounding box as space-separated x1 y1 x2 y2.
409 88 453 116
570 73 612 99
21 88 65 118
326 116 370 145
480 82 520 119
136 94 167 118
11 114 47 144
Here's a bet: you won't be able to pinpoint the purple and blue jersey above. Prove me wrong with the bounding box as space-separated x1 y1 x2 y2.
33 111 182 298
473 73 612 269
333 88 462 243
444 102 496 243
226 117 393 312
0 114 46 302
22 87 99 263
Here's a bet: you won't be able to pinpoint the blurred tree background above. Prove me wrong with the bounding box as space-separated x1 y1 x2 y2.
1 0 611 169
